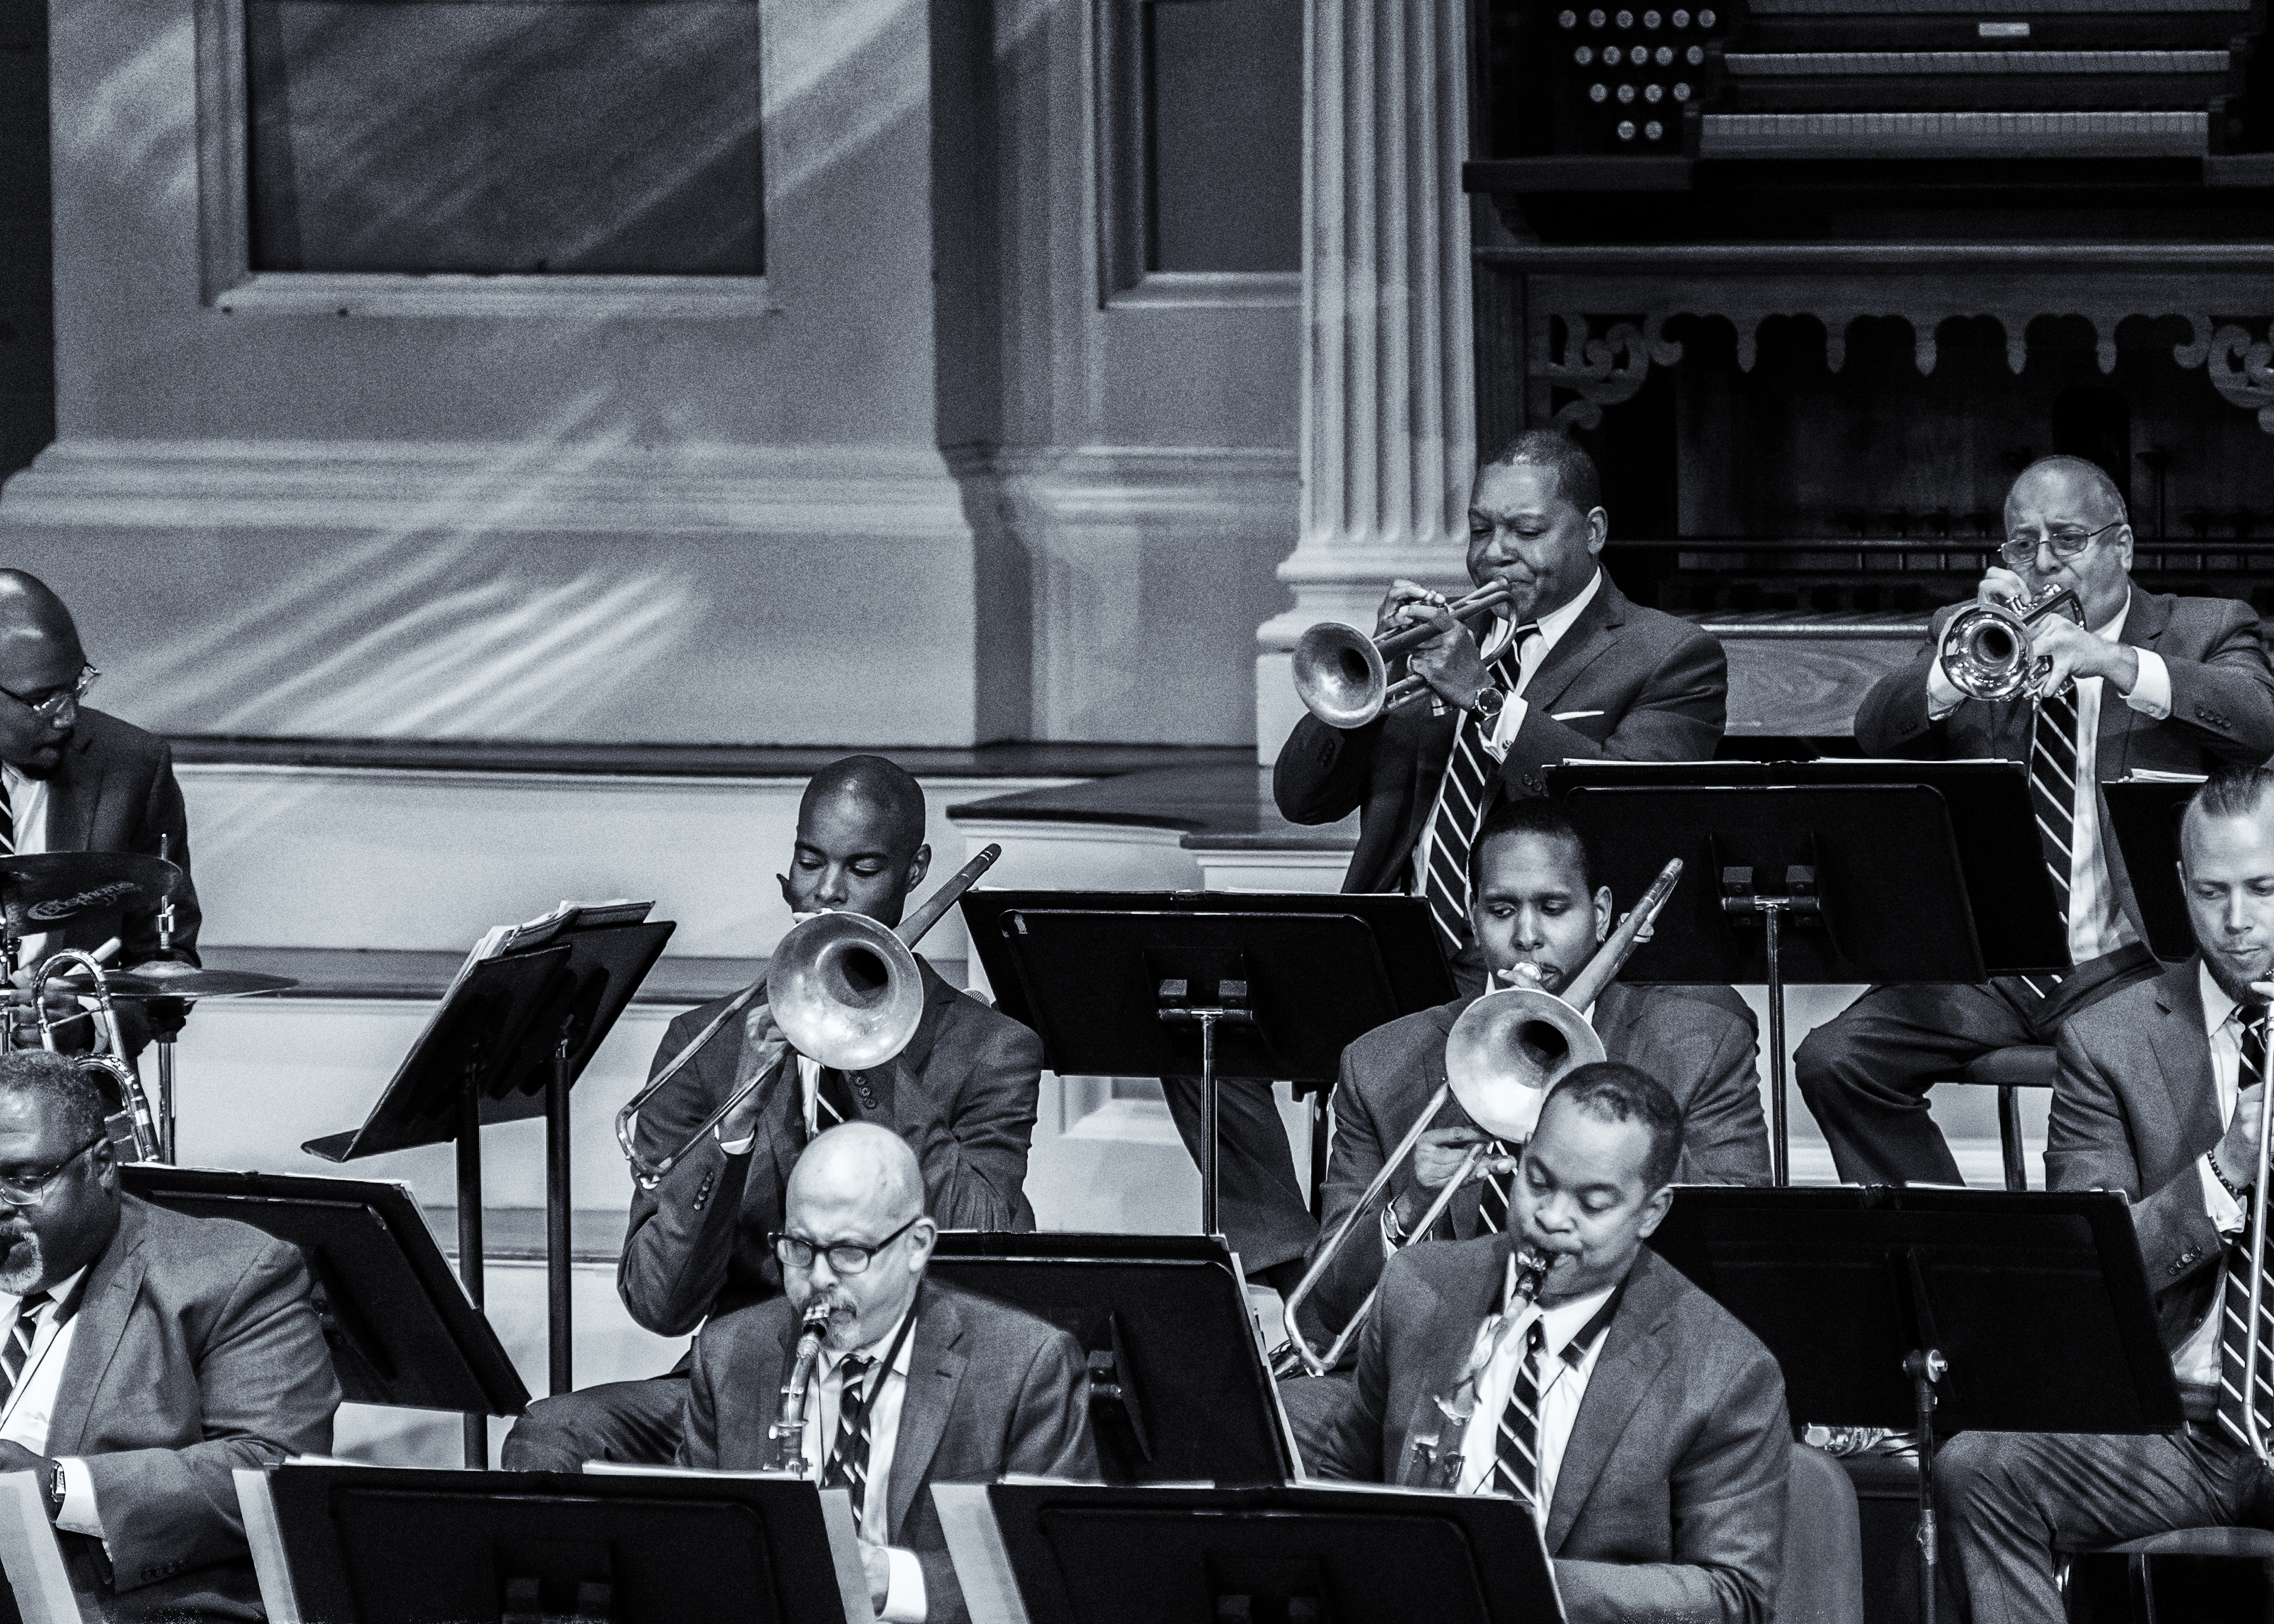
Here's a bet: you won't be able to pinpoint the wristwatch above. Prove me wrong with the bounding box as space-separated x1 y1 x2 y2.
1471 685 1507 722
46 1460 64 1518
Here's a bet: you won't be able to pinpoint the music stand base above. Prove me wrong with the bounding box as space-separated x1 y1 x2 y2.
1905 1347 1947 1624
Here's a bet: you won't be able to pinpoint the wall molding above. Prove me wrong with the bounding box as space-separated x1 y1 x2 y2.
0 437 974 536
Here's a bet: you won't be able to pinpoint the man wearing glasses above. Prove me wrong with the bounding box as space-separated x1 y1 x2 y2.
1797 455 2274 1186
680 1123 1094 1624
0 571 200 1053
0 1050 337 1616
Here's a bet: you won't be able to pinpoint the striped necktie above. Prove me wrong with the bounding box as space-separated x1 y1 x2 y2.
0 1290 52 1413
1421 632 1536 954
1474 1142 1515 1234
2027 686 2082 954
821 1354 876 1519
0 774 14 857
2216 1005 2271 1450
1491 1320 1547 1503
811 1066 862 1137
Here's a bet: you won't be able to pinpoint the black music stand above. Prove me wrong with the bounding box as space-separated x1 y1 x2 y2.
246 1462 867 1624
934 1480 1557 1624
1648 1185 2181 1624
929 1232 1295 1484
1548 761 2070 1184
961 891 1453 1235
119 1166 529 1419
302 911 673 1460
2105 777 2205 964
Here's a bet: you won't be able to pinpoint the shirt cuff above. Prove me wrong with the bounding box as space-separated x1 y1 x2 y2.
881 1544 927 1623
715 1126 756 1156
1479 695 1529 761
2120 649 2172 718
1925 657 1965 720
55 1457 100 1539
2202 1153 2247 1235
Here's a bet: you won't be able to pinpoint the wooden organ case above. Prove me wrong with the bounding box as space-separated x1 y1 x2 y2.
1465 0 2274 738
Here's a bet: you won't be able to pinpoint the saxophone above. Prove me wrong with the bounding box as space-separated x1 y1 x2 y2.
768 1301 835 1474
1407 1245 1552 1489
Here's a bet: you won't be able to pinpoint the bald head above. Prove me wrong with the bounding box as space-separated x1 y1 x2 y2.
2005 456 2126 531
0 574 88 775
783 755 932 929
782 1123 934 1350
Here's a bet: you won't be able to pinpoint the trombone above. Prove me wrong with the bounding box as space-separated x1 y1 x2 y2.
25 949 162 1163
1277 857 1684 1377
1291 580 1516 729
1937 583 2083 702
615 844 1002 1189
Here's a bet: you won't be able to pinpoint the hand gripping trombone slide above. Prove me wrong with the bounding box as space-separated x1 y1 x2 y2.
1274 857 1684 1378
614 844 1002 1190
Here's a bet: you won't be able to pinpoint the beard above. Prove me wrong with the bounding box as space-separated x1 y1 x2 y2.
0 1229 45 1294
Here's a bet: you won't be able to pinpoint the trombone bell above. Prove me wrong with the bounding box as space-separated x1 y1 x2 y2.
768 911 928 1074
1443 987 1609 1143
1291 623 1392 730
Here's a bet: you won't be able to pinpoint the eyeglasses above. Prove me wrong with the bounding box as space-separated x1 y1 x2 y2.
0 1132 106 1208
770 1214 921 1275
0 666 98 723
1998 520 2125 569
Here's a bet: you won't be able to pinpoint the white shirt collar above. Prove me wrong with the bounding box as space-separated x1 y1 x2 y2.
1525 1283 1617 1359
2202 959 2248 1041
1479 568 1604 663
2 1265 86 1315
2093 592 2130 644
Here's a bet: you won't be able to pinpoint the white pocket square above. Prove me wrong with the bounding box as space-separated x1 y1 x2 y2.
1552 710 1605 722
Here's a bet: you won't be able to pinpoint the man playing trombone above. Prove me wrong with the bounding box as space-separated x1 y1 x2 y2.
1936 765 2274 1621
502 755 1044 1471
1277 799 1769 1441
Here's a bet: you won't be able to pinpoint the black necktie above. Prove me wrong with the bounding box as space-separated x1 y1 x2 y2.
822 1354 876 1520
2217 1005 2272 1449
2028 685 2082 954
0 1290 51 1413
1421 629 1538 954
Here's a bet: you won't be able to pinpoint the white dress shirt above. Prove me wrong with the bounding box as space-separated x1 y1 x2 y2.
1454 1280 1616 1521
1925 594 2169 964
0 1268 102 1537
2 764 52 968
1411 568 1606 897
802 1308 925 1623
2177 964 2255 1385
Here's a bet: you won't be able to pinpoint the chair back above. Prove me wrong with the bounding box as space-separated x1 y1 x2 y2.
1774 1442 1867 1624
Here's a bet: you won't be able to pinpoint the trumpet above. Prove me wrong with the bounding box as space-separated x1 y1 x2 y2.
1276 856 1684 1376
615 844 1002 1190
27 950 161 1163
1938 583 2083 702
1291 580 1517 729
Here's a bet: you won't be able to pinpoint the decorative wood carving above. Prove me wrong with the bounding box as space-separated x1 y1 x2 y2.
1538 314 1684 431
2176 318 2274 433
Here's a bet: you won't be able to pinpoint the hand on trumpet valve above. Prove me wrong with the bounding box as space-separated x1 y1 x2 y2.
1396 1128 1520 1233
1378 580 1488 711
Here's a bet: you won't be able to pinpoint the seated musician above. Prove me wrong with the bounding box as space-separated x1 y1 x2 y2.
1936 764 2274 1620
1797 454 2274 1186
1306 1062 1790 1624
681 1122 1096 1624
1288 799 1768 1385
1203 432 1729 1294
0 571 201 1060
0 1050 339 1620
504 754 1043 1471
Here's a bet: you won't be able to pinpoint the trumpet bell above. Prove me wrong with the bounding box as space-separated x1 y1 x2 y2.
768 911 928 1073
1292 622 1391 729
1444 987 1609 1142
1938 600 2035 702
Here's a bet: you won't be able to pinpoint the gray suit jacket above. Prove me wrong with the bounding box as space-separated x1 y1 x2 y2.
36 708 202 967
1304 982 1771 1342
2050 955 2232 1355
1855 589 2274 948
619 957 1043 1339
1274 577 1727 894
50 1195 340 1620
1308 1238 1789 1624
678 1279 1098 1624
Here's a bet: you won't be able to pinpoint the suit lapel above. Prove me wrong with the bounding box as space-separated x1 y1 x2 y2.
41 733 99 853
1520 579 1625 717
46 1201 148 1455
1545 1255 1677 1552
2150 961 2222 1154
2097 589 2173 785
1392 1245 1508 1485
888 1289 967 1543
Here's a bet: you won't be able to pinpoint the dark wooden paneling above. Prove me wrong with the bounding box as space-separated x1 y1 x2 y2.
0 0 51 484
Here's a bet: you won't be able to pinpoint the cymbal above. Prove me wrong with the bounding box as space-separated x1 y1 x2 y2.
0 852 180 925
98 964 300 1000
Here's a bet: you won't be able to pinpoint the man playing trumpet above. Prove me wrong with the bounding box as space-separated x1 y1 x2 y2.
503 755 1043 1471
1306 1062 1791 1624
1799 455 2274 1186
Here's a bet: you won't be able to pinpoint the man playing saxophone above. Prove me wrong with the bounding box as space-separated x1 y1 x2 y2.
502 755 1043 1471
1305 1062 1791 1624
1799 455 2274 1187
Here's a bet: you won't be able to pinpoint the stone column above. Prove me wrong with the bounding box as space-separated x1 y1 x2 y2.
1253 0 1476 761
